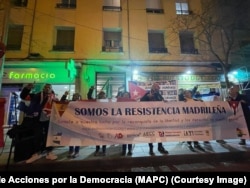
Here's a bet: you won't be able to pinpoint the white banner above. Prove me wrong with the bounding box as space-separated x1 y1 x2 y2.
46 101 250 146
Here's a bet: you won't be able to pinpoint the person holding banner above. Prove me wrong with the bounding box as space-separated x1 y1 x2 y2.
140 82 169 156
23 83 58 163
94 90 107 156
227 85 250 146
60 91 82 158
183 89 206 152
117 91 135 156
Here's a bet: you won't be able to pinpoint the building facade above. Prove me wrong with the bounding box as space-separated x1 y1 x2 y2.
0 0 249 102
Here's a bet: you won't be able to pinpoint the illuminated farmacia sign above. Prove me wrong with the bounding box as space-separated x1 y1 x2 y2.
8 71 56 79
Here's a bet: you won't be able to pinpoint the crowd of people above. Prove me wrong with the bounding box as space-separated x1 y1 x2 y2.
15 82 249 163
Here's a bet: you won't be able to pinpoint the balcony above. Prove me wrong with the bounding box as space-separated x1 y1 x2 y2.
52 45 74 51
146 9 164 14
14 0 27 7
149 47 168 53
56 3 76 9
103 6 122 12
102 46 123 52
181 48 199 54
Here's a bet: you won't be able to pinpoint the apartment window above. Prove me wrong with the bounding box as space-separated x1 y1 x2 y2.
176 0 189 15
6 25 24 51
146 0 164 14
102 30 122 52
56 0 76 9
179 31 198 54
53 27 75 51
13 0 28 7
148 31 167 53
103 0 121 11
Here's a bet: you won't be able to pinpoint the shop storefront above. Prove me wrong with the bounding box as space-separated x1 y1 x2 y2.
133 72 224 99
1 60 77 126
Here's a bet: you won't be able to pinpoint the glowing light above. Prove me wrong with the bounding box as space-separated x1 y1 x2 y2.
132 69 138 81
232 71 238 75
67 59 77 79
133 69 138 74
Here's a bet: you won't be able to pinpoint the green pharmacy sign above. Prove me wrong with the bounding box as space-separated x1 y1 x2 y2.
3 60 77 84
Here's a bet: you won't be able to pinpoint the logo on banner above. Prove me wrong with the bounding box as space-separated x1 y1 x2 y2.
115 133 123 139
55 102 69 116
228 101 239 115
53 132 62 144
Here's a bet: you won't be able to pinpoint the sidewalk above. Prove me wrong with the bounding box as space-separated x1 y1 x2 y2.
1 128 250 172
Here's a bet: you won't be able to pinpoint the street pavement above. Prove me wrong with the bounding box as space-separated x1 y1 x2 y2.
0 129 250 172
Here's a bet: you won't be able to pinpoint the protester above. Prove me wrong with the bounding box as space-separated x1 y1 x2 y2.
183 89 205 152
140 82 168 155
227 85 250 145
178 85 199 144
87 86 95 100
60 90 69 102
60 91 82 158
117 91 135 156
179 85 198 101
22 83 58 163
94 90 107 156
18 83 35 124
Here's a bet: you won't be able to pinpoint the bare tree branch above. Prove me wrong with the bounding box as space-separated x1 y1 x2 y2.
168 0 250 88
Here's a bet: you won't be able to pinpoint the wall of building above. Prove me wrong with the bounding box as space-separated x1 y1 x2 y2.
2 0 248 99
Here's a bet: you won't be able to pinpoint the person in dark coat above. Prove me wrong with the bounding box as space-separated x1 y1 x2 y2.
22 83 58 163
227 85 250 145
87 86 95 100
140 82 168 155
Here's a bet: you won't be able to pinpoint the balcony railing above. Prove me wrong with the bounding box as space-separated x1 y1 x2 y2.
53 45 74 51
14 0 27 7
181 48 199 54
56 3 76 9
146 9 164 14
102 46 123 52
149 47 168 53
103 6 122 11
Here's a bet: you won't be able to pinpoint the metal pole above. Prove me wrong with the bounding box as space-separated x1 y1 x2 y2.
0 0 10 93
126 0 133 81
28 0 37 55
